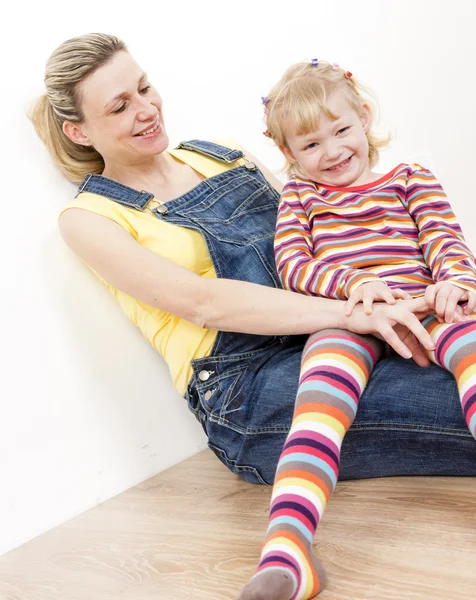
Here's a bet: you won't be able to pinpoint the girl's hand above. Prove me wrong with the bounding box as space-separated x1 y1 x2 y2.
345 296 435 360
346 281 413 316
425 282 476 323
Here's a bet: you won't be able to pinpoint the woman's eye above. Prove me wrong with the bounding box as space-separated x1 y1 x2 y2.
113 104 126 114
140 85 151 94
337 127 350 135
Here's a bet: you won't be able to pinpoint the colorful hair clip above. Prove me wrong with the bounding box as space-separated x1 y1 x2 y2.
311 58 319 67
331 63 339 71
263 130 271 138
261 96 269 105
344 71 353 79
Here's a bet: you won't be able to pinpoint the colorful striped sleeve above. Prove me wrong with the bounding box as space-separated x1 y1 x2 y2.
274 184 381 299
405 166 476 293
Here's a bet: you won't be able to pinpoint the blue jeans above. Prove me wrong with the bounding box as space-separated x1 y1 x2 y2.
188 336 476 485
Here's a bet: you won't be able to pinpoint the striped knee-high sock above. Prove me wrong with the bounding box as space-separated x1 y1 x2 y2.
241 330 381 600
425 316 476 437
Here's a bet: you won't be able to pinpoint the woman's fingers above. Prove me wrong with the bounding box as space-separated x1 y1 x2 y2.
392 325 430 366
373 305 434 356
397 312 435 351
378 325 412 358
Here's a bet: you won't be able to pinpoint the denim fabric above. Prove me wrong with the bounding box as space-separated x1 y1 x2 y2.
78 140 476 484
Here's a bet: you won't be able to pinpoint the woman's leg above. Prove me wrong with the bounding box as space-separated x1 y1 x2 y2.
423 315 476 438
238 329 382 600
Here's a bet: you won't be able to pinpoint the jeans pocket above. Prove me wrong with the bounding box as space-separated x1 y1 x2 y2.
208 442 268 485
197 366 247 420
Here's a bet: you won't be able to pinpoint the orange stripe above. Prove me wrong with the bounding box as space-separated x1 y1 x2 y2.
454 353 476 380
276 469 332 501
304 345 370 378
294 402 351 429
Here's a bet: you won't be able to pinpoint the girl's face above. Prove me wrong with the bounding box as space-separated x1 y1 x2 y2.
64 51 169 168
281 90 373 188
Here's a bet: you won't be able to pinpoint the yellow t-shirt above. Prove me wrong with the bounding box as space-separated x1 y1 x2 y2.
60 141 245 395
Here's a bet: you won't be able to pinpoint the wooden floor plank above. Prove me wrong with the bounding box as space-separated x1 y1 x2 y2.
1 450 476 599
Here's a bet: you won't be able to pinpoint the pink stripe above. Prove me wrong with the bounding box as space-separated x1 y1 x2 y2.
286 429 341 458
271 493 320 522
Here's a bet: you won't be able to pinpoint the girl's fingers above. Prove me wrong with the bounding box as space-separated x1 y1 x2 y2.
392 288 413 300
435 288 450 318
345 294 361 316
465 293 476 315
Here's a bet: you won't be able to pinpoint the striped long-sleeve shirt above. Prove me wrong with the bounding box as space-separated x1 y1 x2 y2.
274 163 476 299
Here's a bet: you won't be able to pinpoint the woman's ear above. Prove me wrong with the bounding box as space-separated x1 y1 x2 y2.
62 120 92 147
360 104 371 133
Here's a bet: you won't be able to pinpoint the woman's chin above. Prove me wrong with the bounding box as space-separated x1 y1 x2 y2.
132 132 169 156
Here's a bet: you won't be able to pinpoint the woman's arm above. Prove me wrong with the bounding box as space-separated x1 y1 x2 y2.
59 208 434 357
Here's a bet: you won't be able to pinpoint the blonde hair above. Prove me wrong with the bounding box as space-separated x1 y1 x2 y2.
29 33 127 184
264 60 389 178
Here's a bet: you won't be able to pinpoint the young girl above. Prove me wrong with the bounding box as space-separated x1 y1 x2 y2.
237 60 476 600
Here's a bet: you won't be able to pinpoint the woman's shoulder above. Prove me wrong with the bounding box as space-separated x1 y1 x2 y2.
59 191 139 238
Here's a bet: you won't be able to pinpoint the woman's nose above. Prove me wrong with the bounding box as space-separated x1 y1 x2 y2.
136 97 158 121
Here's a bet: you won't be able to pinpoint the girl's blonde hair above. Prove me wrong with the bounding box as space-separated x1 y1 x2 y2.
264 60 389 178
29 33 127 184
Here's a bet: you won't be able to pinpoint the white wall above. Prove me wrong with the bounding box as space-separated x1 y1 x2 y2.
2 0 475 555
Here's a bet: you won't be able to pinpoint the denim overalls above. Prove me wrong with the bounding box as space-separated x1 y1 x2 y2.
77 140 476 484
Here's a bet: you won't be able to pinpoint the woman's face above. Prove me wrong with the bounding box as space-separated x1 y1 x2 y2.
71 51 168 166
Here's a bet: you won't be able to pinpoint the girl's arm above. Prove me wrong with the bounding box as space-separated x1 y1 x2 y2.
59 208 434 357
406 166 476 293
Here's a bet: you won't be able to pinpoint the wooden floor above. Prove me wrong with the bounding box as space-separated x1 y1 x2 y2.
2 450 476 600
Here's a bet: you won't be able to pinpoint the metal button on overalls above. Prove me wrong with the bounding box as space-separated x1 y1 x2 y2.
199 370 211 382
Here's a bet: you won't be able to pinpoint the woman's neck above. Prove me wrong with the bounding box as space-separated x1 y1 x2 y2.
102 152 205 202
102 152 175 188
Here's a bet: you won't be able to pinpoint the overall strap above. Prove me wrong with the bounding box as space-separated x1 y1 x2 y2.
75 173 154 209
175 140 244 163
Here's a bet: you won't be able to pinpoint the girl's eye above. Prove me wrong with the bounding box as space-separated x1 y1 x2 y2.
305 142 318 150
140 85 151 94
113 104 126 114
337 126 350 135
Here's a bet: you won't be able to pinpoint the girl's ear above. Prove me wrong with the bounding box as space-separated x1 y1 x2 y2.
280 145 296 163
360 104 371 133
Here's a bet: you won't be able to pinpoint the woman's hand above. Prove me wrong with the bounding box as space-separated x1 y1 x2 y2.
345 296 435 360
346 281 412 316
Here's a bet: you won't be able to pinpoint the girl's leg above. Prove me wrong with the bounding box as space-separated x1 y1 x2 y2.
238 329 382 600
424 315 476 438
